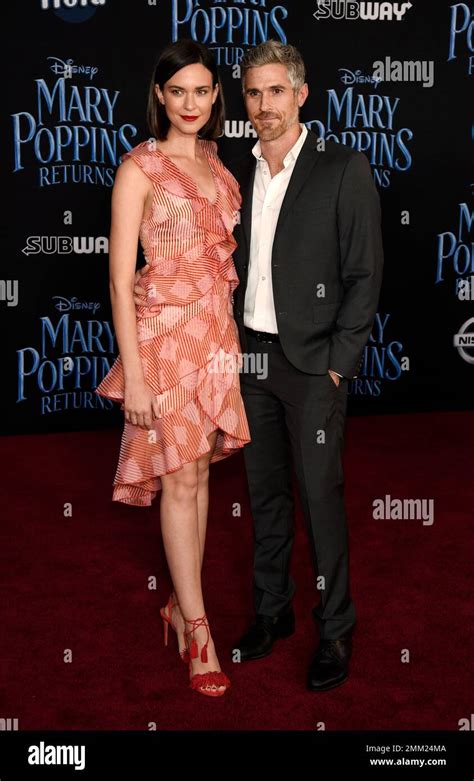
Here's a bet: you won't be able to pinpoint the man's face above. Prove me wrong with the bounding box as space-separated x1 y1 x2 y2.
243 63 308 142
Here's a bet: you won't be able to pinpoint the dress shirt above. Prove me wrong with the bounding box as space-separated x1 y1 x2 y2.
244 123 308 333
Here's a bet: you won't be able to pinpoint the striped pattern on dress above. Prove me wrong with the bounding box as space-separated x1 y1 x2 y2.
95 139 251 506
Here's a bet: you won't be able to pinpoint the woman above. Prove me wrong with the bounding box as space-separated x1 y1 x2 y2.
95 40 251 697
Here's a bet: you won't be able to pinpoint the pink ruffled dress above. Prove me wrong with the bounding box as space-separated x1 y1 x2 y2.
95 139 251 506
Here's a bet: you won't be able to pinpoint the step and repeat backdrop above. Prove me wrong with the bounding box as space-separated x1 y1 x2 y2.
3 0 473 435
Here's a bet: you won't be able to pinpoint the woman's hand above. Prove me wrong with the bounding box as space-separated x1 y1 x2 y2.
124 380 160 429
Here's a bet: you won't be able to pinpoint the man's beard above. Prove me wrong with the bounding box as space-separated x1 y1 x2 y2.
255 105 300 141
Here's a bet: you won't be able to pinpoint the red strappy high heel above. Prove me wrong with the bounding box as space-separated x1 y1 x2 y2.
183 613 231 697
160 592 190 664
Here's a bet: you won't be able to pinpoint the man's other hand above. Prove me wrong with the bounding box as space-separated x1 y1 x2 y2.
133 265 148 307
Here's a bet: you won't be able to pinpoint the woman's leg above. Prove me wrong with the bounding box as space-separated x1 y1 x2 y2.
169 429 217 622
160 430 225 690
168 428 217 626
196 429 218 567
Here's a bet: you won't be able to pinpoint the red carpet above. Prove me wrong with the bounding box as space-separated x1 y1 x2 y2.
1 411 472 730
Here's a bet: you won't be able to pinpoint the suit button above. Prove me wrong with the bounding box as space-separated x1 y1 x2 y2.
243 264 248 270
236 310 242 316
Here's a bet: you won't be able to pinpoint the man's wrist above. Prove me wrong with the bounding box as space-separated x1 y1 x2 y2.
328 369 343 386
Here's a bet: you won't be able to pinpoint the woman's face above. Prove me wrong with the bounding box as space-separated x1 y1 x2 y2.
156 62 218 137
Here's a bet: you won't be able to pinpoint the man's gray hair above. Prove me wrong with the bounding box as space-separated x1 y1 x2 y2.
241 40 306 91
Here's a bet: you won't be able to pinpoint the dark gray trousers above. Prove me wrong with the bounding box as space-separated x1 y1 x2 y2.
240 330 356 640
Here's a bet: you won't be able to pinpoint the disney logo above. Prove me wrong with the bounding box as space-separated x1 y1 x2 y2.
339 69 381 88
53 296 101 314
47 57 98 80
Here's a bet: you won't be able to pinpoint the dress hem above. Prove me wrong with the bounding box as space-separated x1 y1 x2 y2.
109 383 250 506
110 431 250 507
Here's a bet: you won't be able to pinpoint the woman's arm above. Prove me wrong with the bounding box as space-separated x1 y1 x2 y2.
108 159 159 429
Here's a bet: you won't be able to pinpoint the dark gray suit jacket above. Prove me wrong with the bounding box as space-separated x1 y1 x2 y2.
229 129 384 378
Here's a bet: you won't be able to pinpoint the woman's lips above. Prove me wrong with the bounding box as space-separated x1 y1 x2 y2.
181 116 199 122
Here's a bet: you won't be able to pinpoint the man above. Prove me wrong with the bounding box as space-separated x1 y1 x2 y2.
228 40 383 692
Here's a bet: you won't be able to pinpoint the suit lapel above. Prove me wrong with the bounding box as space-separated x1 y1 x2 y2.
240 158 256 255
273 130 322 236
238 129 322 257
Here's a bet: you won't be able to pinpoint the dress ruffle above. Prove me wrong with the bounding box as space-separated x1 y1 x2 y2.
95 139 250 506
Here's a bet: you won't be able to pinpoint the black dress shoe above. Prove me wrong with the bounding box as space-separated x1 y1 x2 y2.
307 635 352 691
232 607 295 661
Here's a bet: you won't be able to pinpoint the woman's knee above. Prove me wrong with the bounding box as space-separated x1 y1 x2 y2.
162 462 199 501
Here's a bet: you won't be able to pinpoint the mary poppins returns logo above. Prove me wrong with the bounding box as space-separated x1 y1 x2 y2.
171 0 289 71
11 58 137 186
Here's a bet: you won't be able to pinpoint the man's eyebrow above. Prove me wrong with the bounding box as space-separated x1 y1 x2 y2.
245 84 287 92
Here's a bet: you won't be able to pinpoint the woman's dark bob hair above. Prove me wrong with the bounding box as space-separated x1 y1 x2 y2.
147 39 225 141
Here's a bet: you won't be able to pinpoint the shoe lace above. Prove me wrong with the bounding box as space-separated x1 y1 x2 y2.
317 640 343 662
183 613 210 663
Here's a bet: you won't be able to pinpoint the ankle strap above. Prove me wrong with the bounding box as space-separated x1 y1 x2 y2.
182 613 209 663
